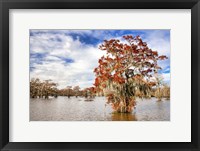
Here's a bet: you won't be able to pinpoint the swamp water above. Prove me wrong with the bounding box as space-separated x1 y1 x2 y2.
30 96 170 121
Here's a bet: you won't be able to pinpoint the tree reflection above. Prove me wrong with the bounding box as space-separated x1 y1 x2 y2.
111 113 137 121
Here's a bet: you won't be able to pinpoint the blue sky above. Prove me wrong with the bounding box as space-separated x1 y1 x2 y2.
30 29 170 89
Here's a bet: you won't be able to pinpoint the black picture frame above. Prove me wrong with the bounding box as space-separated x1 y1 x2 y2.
0 0 199 151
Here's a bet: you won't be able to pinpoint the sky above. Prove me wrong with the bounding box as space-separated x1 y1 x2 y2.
30 29 170 89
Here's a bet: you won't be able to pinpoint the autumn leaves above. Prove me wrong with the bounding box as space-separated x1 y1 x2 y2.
93 35 168 113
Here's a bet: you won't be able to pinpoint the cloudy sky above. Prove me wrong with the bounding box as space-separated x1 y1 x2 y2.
30 29 170 89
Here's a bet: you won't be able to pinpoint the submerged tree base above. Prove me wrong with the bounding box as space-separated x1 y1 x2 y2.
115 107 133 113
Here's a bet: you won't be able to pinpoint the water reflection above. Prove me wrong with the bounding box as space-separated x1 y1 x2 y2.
111 113 137 121
30 96 170 121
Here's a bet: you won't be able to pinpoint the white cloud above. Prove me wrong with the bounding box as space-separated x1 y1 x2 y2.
143 30 170 71
30 32 105 89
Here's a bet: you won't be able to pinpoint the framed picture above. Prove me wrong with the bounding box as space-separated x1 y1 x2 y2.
0 0 199 150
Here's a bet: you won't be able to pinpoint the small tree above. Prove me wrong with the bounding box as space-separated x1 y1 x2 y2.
94 35 167 113
43 80 57 99
73 86 80 98
154 74 164 101
83 87 96 101
66 86 72 98
162 84 170 100
30 78 41 98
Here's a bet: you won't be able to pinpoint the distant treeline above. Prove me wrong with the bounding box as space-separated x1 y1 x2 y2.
30 78 170 100
30 78 95 99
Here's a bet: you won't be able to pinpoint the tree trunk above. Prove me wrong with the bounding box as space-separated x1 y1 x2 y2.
125 98 129 113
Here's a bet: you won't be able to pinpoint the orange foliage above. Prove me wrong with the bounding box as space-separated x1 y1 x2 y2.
94 35 168 113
